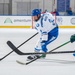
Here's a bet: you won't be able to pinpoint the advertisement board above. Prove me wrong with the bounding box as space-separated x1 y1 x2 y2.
0 16 32 28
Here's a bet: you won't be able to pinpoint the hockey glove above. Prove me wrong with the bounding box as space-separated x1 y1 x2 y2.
70 34 75 43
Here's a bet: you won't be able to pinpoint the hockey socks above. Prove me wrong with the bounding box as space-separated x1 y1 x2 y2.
73 53 75 56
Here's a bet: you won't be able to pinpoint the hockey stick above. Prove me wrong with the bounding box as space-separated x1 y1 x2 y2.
7 40 73 65
25 41 72 65
25 34 75 65
0 32 38 61
7 40 71 55
16 58 75 65
7 40 75 55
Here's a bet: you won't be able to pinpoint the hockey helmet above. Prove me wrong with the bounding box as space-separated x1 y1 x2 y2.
32 9 41 16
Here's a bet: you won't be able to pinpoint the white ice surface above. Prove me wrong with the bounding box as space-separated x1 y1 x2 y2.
0 28 75 75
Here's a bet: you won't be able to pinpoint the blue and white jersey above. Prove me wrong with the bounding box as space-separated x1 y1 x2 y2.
34 12 58 52
35 12 58 34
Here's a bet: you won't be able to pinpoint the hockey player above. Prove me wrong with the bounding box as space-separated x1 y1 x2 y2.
27 9 59 60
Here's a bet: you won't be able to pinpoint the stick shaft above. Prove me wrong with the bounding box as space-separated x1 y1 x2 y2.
49 41 70 52
7 40 71 55
0 32 38 61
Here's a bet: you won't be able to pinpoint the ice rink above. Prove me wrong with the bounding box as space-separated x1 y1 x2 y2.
0 28 75 75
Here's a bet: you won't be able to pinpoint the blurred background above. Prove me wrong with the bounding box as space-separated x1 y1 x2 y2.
0 0 75 16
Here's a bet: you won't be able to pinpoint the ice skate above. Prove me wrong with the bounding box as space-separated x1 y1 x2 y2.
27 55 40 61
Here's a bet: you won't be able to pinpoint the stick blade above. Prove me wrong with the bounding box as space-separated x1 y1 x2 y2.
16 60 26 65
7 41 17 50
7 41 23 55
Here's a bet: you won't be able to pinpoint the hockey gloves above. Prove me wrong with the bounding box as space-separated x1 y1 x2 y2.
70 34 75 43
